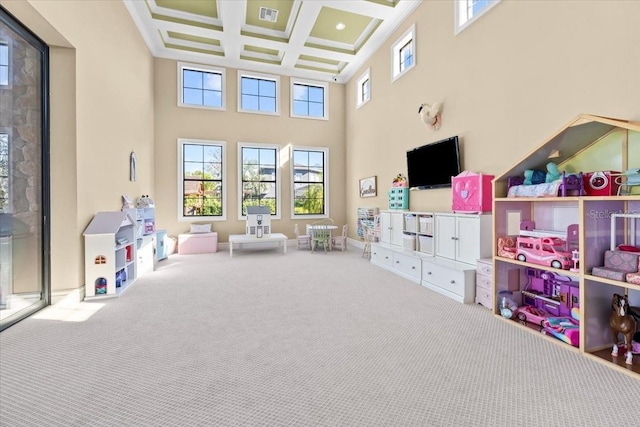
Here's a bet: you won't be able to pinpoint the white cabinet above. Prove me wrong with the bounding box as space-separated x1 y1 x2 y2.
435 213 492 266
124 207 156 275
83 211 137 299
421 257 476 304
380 211 404 246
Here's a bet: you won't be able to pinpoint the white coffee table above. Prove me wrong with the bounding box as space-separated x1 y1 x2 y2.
228 233 288 257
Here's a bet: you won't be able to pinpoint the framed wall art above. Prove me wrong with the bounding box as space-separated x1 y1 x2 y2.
359 176 377 198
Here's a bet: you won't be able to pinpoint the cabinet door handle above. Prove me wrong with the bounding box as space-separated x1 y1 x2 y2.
411 266 415 269
450 280 455 284
396 260 399 264
427 271 432 275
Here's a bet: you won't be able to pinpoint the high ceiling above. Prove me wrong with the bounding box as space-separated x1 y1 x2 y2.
124 0 422 84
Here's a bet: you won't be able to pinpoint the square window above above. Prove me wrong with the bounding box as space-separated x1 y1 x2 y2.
455 0 502 35
238 71 279 116
178 62 225 110
391 24 416 82
291 79 328 120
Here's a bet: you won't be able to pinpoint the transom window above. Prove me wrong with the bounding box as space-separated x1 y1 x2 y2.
291 79 328 120
291 147 329 218
455 0 502 35
0 132 8 212
238 143 280 218
0 42 8 86
391 24 416 81
356 68 371 109
177 139 226 221
177 62 225 110
238 71 279 115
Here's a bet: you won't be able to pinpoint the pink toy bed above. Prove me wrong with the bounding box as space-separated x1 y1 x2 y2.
507 172 585 198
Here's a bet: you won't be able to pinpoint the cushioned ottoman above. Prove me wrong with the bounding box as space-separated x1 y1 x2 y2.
178 232 218 254
591 250 639 282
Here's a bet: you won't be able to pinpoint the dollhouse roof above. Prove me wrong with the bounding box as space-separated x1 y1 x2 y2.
83 211 135 236
495 114 640 182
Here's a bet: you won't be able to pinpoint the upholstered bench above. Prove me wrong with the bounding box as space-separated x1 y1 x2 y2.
178 232 218 254
591 250 639 282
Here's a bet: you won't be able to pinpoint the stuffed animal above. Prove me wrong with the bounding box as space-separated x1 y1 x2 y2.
524 169 546 185
545 162 562 183
418 102 442 130
393 173 408 187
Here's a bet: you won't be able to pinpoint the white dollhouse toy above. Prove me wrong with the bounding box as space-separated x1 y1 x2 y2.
246 206 271 237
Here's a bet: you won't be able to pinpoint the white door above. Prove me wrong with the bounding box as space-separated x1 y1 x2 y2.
390 213 404 246
380 211 391 244
456 215 480 265
435 214 456 260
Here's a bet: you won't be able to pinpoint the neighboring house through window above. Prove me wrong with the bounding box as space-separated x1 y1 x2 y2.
238 143 280 218
455 0 502 34
177 139 226 221
356 68 371 109
391 24 415 82
291 79 328 120
291 146 328 219
177 62 225 110
238 71 279 115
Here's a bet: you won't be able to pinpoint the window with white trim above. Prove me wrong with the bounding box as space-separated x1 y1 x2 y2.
356 68 371 109
391 24 416 81
0 132 9 212
238 143 280 218
455 0 501 35
238 71 279 115
178 62 225 110
0 41 9 87
291 147 329 218
291 79 328 120
177 139 226 221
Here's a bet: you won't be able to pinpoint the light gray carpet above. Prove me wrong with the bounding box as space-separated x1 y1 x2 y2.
1 245 638 426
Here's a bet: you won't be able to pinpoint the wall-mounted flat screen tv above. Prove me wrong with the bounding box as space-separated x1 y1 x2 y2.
406 136 461 190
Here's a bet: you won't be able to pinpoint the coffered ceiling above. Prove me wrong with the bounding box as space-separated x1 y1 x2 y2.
124 0 422 83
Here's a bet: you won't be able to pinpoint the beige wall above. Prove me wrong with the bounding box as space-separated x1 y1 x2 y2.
345 0 640 233
2 0 155 292
153 58 346 242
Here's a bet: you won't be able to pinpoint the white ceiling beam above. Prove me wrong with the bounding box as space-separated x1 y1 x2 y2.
281 0 323 68
217 0 245 62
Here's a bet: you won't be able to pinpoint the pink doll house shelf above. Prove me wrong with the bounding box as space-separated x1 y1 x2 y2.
452 171 494 213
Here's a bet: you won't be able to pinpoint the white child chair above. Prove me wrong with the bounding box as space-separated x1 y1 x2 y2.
294 223 311 250
332 225 348 252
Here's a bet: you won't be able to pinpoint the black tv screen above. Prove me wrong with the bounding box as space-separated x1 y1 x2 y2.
406 136 461 189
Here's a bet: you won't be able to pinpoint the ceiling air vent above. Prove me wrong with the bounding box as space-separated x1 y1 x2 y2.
259 7 279 23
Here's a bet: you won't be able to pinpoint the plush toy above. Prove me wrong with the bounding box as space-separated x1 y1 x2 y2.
393 173 408 187
524 169 546 185
545 162 562 183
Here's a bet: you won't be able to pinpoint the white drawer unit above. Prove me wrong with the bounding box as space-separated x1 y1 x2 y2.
371 245 393 268
392 251 421 283
475 258 493 309
421 258 476 304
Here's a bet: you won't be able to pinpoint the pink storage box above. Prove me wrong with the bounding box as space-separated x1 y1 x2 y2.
452 171 494 213
178 232 218 254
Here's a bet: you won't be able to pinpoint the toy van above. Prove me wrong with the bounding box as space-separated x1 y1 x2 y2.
516 236 572 269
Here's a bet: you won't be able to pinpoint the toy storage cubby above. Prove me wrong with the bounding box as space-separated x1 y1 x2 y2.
492 114 640 377
123 207 156 276
83 211 138 300
388 188 409 210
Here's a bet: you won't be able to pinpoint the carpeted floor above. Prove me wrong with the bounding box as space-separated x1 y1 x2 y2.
0 245 638 426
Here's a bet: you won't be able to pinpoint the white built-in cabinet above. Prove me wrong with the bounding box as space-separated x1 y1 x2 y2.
372 210 492 303
124 207 156 277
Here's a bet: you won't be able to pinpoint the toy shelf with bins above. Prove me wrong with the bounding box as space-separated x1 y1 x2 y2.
492 114 640 378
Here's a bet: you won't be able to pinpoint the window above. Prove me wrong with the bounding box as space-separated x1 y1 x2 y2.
238 71 279 115
291 147 329 219
0 41 8 86
391 24 415 81
178 62 225 110
291 79 328 120
238 143 280 218
177 139 226 221
455 0 501 35
356 68 371 109
0 132 8 212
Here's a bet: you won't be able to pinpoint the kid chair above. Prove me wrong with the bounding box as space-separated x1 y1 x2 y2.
332 225 348 251
294 223 311 250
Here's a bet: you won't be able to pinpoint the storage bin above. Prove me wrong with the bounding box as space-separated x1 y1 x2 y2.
402 234 416 250
404 214 416 232
418 235 433 254
178 232 218 254
419 216 433 234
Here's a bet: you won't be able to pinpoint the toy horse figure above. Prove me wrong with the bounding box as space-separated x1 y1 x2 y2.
610 294 637 365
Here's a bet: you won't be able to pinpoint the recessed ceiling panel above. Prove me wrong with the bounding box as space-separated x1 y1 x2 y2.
155 0 218 19
309 6 373 45
167 31 221 47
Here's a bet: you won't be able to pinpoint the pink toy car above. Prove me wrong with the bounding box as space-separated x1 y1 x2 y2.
515 305 550 327
516 236 573 269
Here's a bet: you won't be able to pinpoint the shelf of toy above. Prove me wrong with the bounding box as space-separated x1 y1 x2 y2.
494 256 580 279
584 274 640 291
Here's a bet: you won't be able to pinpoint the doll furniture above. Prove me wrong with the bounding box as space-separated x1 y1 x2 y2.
592 250 640 282
452 171 494 213
507 171 585 198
